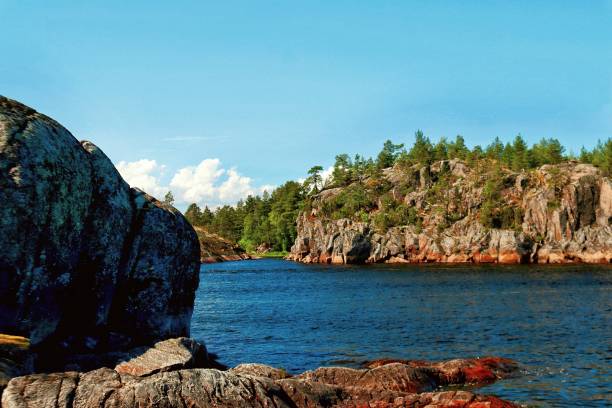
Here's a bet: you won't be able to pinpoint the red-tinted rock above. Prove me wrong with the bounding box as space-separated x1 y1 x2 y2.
363 356 519 387
2 344 522 408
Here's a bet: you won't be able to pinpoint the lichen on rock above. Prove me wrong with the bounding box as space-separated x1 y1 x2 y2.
0 96 200 354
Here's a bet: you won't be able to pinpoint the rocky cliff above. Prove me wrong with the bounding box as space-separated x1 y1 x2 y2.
290 160 612 264
194 226 252 263
0 96 200 354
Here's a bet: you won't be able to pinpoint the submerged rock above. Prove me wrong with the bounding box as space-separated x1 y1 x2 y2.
0 96 200 352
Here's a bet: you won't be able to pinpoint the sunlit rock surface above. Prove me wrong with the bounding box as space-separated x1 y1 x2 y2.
290 160 612 264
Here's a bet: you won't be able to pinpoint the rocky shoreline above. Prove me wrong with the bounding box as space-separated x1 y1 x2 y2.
289 161 612 265
2 337 522 407
194 226 254 263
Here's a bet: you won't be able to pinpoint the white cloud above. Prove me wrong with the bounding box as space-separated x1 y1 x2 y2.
170 159 225 204
116 159 168 198
116 158 275 208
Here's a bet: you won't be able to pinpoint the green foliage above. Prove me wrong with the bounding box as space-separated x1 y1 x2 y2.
376 139 404 168
588 139 612 176
268 181 305 251
372 195 421 232
331 154 353 186
185 203 203 225
478 169 523 230
500 206 524 230
485 137 504 160
448 135 469 160
258 250 290 258
185 181 305 252
304 165 324 193
511 135 529 171
531 138 565 166
432 137 449 161
407 130 434 166
320 183 375 219
163 191 175 206
209 205 243 242
547 199 560 210
186 203 215 227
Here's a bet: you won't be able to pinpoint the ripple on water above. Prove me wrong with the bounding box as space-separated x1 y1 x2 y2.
192 259 612 407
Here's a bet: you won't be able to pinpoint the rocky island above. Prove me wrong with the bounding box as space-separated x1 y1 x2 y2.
0 97 530 406
289 155 611 264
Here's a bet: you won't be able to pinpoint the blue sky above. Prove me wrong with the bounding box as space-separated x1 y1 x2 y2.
1 1 611 208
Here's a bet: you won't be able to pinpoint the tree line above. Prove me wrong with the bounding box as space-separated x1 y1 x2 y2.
321 133 611 189
182 133 611 251
185 181 305 252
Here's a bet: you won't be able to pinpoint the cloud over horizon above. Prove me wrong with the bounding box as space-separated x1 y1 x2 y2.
116 158 275 209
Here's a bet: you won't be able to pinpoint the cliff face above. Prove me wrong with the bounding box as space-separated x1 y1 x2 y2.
290 160 612 264
194 226 252 263
0 96 201 351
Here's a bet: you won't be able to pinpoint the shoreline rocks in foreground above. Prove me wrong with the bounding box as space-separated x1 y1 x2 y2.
289 160 612 265
2 337 522 408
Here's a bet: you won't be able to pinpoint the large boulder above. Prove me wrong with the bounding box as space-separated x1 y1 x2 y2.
0 97 94 344
0 96 200 353
106 189 200 346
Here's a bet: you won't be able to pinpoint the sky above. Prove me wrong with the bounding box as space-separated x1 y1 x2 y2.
1 1 611 209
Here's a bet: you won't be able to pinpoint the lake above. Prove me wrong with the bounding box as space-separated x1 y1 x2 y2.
191 259 611 407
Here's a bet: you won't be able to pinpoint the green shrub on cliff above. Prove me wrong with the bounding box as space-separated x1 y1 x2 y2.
584 139 612 176
321 183 375 219
372 195 421 232
376 140 405 168
478 168 524 230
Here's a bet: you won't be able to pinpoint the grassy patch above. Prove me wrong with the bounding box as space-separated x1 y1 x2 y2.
255 251 289 258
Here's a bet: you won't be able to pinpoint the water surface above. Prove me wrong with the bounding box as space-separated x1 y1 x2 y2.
192 259 611 407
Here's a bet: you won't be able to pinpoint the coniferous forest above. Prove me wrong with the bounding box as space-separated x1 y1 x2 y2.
183 134 612 252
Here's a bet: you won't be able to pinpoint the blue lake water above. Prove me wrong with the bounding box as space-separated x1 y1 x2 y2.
191 259 611 407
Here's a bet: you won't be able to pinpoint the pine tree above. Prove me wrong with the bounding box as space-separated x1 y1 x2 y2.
376 140 404 168
163 191 175 206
